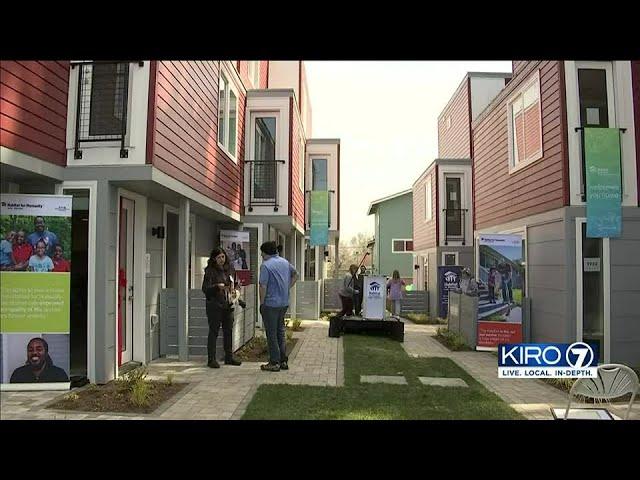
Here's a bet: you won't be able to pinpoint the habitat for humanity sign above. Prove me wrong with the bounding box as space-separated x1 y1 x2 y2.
438 266 461 318
1 194 73 391
584 127 622 238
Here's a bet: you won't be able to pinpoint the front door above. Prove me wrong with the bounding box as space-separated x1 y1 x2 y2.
118 197 135 366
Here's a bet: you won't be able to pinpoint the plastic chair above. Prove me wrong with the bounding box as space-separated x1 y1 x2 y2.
564 364 639 420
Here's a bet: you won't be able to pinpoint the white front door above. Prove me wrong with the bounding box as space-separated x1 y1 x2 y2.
119 197 135 365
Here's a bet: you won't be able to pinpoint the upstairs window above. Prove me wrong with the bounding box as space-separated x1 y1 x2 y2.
218 72 238 159
392 239 414 253
508 70 542 170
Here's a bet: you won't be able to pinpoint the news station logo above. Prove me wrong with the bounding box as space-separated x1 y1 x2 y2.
498 342 598 378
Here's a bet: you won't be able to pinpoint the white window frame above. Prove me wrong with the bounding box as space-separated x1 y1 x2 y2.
425 177 432 221
507 70 543 173
217 70 239 163
441 252 459 266
248 61 260 88
299 135 305 192
392 238 414 253
162 205 196 289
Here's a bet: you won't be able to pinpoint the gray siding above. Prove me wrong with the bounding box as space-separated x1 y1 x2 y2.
323 279 343 311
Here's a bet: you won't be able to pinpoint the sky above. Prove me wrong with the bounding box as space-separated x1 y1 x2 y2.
304 61 512 243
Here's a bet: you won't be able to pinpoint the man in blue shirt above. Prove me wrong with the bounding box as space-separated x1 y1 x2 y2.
259 240 297 372
27 216 58 257
0 230 15 270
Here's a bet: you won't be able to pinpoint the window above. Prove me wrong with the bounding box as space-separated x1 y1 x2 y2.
442 253 458 266
248 61 260 88
508 71 542 169
425 177 432 221
299 136 305 192
253 116 277 201
392 239 413 253
312 158 328 191
217 72 238 159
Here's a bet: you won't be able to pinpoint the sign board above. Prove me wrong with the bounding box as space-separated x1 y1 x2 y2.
362 275 385 320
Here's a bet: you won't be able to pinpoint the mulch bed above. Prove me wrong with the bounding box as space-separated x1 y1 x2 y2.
47 381 187 414
236 338 299 362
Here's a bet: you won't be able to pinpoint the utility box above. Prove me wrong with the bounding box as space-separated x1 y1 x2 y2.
362 275 385 320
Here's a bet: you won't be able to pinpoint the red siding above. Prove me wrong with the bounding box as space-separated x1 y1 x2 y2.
0 61 69 166
512 61 529 78
260 61 269 89
438 78 471 158
151 61 244 214
473 61 566 229
412 164 437 251
632 60 640 206
289 98 305 226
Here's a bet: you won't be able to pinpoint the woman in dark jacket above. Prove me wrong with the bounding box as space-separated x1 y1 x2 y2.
202 247 242 368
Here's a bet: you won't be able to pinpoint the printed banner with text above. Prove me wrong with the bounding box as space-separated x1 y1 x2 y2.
219 230 251 286
309 191 329 247
1 194 72 390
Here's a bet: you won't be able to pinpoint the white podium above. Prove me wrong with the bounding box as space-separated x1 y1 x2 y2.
362 276 386 320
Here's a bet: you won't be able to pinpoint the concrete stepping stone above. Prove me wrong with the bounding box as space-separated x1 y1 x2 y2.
360 375 408 385
418 377 468 387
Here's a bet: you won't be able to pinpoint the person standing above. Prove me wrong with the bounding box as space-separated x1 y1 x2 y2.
259 241 298 372
0 230 15 271
487 267 497 304
28 240 54 272
338 264 359 318
27 216 58 256
52 245 71 272
386 270 406 318
12 230 32 271
201 247 242 368
353 265 366 316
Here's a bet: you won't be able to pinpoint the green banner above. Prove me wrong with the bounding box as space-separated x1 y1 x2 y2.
585 127 622 238
310 191 329 246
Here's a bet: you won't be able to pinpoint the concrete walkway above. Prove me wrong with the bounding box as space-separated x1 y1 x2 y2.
400 320 640 420
0 320 343 420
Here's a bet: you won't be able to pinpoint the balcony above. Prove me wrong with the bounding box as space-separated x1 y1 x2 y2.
442 208 467 245
245 159 286 211
71 61 141 160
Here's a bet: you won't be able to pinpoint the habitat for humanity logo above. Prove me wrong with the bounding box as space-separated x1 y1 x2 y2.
368 281 381 298
444 271 458 285
498 342 597 378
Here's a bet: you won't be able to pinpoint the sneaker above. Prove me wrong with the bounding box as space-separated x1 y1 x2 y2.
280 361 289 370
225 356 242 366
208 360 220 369
260 362 280 372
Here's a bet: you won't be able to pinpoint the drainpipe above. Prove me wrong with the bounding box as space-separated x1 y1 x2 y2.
178 198 190 361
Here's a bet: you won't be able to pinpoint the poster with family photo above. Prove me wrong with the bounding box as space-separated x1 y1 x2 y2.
1 194 72 390
219 230 251 286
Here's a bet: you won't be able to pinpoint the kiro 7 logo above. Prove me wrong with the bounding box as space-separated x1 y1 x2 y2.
498 342 597 379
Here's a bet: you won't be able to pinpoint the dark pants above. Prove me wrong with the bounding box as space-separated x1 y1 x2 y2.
502 279 513 304
206 304 234 361
488 285 495 303
354 292 363 316
260 304 288 364
339 295 354 317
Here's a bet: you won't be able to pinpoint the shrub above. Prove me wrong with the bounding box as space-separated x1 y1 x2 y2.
291 318 303 331
119 367 149 391
165 374 174 386
435 327 470 351
130 380 151 407
64 392 79 402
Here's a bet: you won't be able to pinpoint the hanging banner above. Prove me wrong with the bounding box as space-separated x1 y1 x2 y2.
309 191 329 246
476 234 524 350
438 266 461 318
1 194 72 391
219 230 251 286
584 127 622 238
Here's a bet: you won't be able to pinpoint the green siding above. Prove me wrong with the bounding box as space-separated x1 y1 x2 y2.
373 192 413 281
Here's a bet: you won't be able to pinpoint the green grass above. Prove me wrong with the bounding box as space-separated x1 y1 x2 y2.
242 334 524 420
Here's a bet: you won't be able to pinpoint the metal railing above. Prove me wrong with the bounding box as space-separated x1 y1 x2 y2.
442 208 467 245
245 159 286 211
575 126 626 202
305 189 335 229
71 61 143 159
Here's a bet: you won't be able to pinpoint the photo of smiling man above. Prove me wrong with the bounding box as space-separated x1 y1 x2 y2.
9 337 69 383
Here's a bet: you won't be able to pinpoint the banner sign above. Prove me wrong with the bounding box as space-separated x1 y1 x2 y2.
220 230 251 286
309 191 329 247
438 266 461 318
1 194 72 390
477 234 524 350
584 127 622 238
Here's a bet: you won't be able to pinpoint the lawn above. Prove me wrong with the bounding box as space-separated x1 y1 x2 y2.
242 334 524 420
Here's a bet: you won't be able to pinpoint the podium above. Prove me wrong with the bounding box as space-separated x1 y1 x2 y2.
362 275 385 320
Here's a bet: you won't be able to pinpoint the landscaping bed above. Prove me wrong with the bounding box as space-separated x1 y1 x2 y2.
433 327 473 351
235 335 298 362
402 313 447 325
47 368 186 414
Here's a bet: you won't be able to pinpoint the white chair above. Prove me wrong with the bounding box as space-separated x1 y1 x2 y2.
564 364 639 420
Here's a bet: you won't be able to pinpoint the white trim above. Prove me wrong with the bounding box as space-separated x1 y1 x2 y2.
116 188 148 375
441 252 459 266
162 204 179 289
190 213 196 289
507 69 543 173
1 382 71 392
1 146 65 180
439 168 472 246
217 64 240 163
248 61 260 88
242 222 263 327
391 238 414 253
55 180 97 383
575 217 611 364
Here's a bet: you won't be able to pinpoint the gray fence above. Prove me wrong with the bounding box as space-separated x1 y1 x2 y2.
323 278 343 311
296 281 320 319
447 292 478 348
159 285 256 360
400 291 429 314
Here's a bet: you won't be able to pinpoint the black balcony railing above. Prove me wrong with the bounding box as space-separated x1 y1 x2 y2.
575 126 626 202
443 208 467 245
245 160 286 211
71 61 143 159
305 190 335 230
